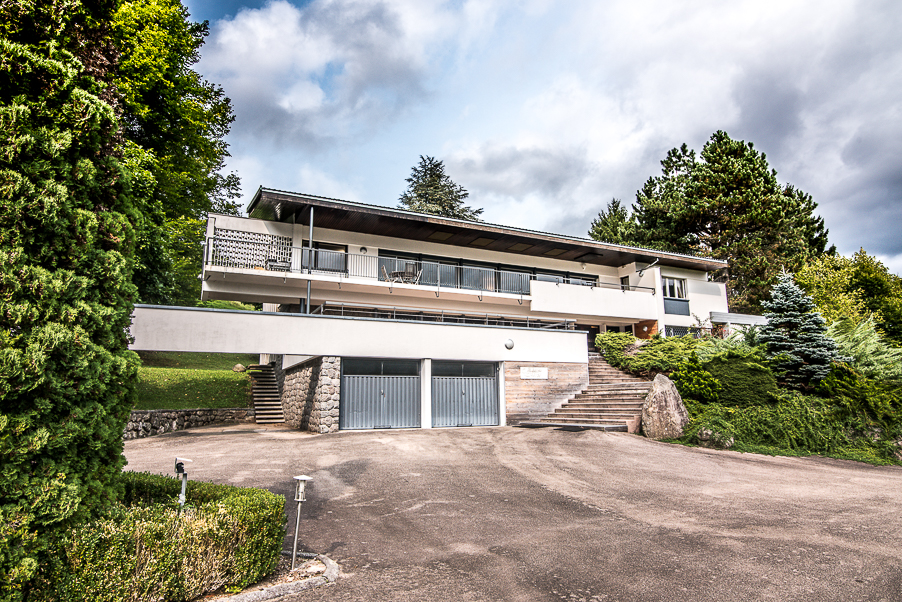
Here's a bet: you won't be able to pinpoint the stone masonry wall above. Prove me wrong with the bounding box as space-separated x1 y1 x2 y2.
281 356 341 433
504 361 588 424
124 408 251 440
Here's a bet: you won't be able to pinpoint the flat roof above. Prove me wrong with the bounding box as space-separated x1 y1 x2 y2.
247 187 728 272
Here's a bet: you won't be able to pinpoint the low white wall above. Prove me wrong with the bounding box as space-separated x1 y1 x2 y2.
528 279 658 320
130 305 588 363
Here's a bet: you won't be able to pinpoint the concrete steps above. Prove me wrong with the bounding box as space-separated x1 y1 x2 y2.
520 354 650 431
247 364 285 424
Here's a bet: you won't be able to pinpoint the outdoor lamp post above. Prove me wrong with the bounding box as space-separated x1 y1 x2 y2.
291 475 312 570
174 457 193 514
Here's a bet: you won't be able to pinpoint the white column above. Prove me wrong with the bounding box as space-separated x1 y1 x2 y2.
421 358 432 428
497 361 507 426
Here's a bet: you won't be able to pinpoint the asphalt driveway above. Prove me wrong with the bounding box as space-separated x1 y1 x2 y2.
124 425 902 602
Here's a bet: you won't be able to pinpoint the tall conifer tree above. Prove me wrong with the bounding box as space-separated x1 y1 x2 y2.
0 2 139 594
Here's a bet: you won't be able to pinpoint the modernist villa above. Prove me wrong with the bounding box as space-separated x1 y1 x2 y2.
132 187 764 433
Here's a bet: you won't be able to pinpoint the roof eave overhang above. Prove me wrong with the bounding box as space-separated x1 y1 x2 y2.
247 188 728 272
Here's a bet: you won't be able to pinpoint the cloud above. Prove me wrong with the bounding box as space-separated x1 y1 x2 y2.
201 0 902 266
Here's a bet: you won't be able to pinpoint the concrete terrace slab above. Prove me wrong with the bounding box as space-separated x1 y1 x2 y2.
124 426 902 602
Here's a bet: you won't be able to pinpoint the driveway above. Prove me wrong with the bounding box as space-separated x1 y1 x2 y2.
124 425 902 602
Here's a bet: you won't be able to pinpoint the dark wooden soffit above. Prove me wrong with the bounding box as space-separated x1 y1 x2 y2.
247 188 727 271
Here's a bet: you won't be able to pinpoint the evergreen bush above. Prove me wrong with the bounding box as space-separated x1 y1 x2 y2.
593 332 637 369
703 354 779 408
671 352 721 403
758 272 841 389
826 316 902 380
1 3 139 595
623 336 696 376
34 473 286 601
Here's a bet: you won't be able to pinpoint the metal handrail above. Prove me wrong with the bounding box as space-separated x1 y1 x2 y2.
203 236 655 295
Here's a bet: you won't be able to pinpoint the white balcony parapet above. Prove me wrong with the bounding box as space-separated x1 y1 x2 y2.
202 236 657 297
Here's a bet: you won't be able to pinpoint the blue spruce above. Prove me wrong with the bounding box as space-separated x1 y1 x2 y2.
759 272 839 389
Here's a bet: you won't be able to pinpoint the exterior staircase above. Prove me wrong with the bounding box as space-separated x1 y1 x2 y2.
520 353 650 431
247 364 285 424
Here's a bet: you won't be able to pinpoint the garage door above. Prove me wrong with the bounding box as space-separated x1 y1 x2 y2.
431 362 499 427
340 359 420 430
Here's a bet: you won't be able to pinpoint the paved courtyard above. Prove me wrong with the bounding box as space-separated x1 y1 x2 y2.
124 425 902 602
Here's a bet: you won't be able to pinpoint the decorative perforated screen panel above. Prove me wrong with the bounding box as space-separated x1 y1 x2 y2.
212 228 293 270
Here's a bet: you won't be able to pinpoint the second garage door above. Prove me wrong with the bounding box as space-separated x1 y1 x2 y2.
340 359 421 430
431 361 499 427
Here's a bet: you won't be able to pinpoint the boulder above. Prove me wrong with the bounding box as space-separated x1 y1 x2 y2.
232 363 246 372
696 428 734 449
641 374 689 440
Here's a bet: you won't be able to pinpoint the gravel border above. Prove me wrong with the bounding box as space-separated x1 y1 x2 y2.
227 555 339 602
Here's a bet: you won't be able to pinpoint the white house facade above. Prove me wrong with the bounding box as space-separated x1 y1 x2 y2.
132 187 752 433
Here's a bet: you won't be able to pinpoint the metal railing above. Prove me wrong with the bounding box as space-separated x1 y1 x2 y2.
311 301 577 330
204 236 655 295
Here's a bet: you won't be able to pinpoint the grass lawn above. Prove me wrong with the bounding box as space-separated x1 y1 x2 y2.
134 352 258 410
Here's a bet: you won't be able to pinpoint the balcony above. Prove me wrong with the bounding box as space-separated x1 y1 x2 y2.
203 236 597 296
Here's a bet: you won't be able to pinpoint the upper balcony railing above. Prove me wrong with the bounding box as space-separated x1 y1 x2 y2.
204 236 655 296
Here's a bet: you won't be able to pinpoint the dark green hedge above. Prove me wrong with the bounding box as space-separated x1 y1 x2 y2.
703 355 779 408
32 473 286 601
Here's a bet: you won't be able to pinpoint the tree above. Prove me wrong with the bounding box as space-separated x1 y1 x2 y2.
758 273 840 390
112 0 241 304
0 1 139 595
796 249 902 346
633 131 831 313
588 199 637 245
398 156 483 220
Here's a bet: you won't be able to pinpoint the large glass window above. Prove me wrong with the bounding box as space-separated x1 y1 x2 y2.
663 277 687 299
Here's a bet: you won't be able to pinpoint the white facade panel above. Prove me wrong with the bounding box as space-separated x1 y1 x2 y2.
130 306 588 363
527 280 658 319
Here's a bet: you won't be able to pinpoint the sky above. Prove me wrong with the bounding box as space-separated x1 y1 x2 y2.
184 0 902 273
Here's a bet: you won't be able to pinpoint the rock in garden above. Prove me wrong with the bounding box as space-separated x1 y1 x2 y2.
233 363 246 372
696 428 734 449
641 374 689 440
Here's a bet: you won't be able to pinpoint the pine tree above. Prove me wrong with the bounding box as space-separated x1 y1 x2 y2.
398 156 483 221
0 2 138 594
588 199 637 245
758 273 840 390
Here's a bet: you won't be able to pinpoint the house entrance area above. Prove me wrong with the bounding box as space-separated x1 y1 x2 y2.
431 362 499 428
339 359 421 430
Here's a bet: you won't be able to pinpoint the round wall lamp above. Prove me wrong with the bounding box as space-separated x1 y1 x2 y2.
642 326 648 332
359 247 368 254
504 339 514 350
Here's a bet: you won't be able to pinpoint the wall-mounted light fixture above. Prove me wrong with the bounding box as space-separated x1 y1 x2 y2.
504 339 514 350
360 247 368 255
580 262 587 271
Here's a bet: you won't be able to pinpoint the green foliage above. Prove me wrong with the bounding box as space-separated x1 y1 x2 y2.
625 336 696 376
588 199 637 245
138 351 259 370
34 472 286 600
398 155 483 220
827 316 902 380
196 299 259 311
632 131 831 312
759 272 841 389
593 332 637 369
671 352 721 403
0 2 139 595
112 0 240 305
703 353 779 408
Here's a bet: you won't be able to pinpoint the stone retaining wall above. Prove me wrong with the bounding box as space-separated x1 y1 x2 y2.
281 356 341 433
124 408 252 440
504 361 589 424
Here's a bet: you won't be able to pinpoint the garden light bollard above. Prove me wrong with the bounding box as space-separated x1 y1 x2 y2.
175 457 193 514
291 475 312 571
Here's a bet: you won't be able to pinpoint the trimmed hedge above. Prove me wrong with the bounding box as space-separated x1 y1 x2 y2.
703 354 779 408
33 473 286 601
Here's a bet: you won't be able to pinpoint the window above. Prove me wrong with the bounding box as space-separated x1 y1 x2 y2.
620 276 630 291
663 277 687 299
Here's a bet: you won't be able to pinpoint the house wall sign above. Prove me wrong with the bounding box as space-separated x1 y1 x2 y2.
520 367 549 380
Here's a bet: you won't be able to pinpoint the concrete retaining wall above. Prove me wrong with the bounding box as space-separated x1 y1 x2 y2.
124 408 252 440
503 361 588 424
281 356 341 434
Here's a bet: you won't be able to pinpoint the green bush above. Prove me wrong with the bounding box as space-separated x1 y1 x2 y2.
34 473 286 601
594 332 697 376
826 316 902 380
671 352 721 403
594 332 636 368
703 354 779 408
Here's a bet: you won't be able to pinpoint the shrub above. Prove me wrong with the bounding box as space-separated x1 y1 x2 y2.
826 316 902 380
625 336 696 376
33 473 286 601
594 332 637 369
703 354 779 408
671 352 721 403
